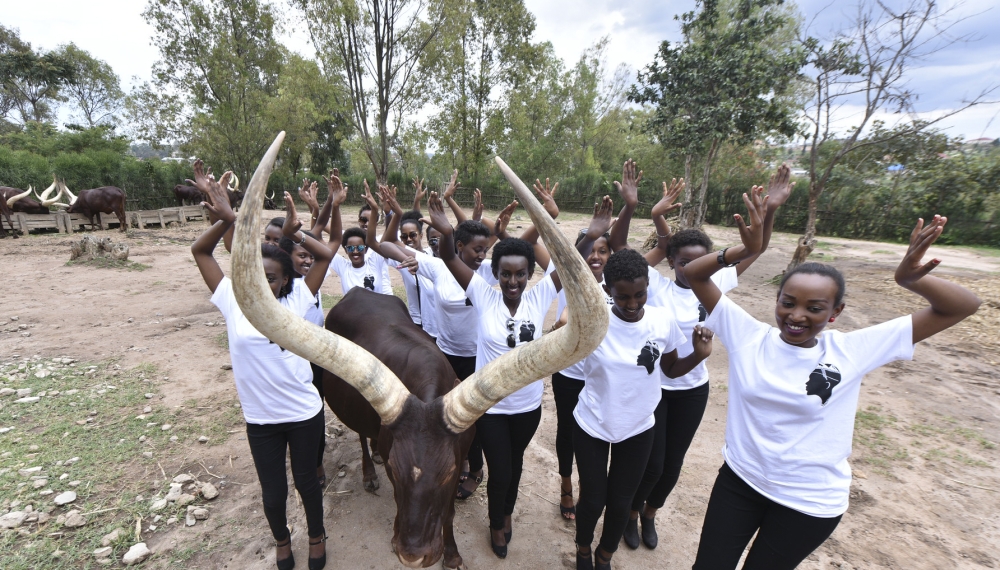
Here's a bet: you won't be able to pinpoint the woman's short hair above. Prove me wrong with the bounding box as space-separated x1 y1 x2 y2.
668 229 713 258
603 249 649 288
268 217 285 229
490 238 536 278
400 210 423 232
261 243 295 298
455 220 491 245
778 262 847 305
343 227 367 244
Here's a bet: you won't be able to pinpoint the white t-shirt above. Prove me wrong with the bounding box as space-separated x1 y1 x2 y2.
466 273 558 415
705 295 915 517
414 251 498 357
329 250 392 295
647 266 738 390
575 305 685 443
389 249 439 338
555 280 614 381
303 284 324 327
211 277 323 425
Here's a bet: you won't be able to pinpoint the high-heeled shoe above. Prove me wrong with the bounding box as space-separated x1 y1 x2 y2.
308 534 327 570
489 528 507 559
622 516 640 550
275 536 294 570
576 545 594 570
595 547 613 570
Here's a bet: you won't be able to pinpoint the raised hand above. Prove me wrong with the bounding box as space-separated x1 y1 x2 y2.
442 169 459 201
363 187 380 214
734 186 768 256
690 325 714 360
201 171 236 223
532 178 560 219
584 195 614 241
495 199 518 236
379 186 404 215
323 168 347 207
397 255 419 276
187 159 216 203
765 164 794 212
472 189 484 222
282 192 304 237
412 177 426 202
651 178 685 218
895 216 946 287
298 178 317 208
613 159 642 207
420 192 454 236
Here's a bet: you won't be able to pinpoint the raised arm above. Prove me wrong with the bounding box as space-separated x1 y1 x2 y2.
685 188 768 314
895 216 981 344
379 184 399 242
380 185 406 245
365 188 411 264
608 159 642 252
520 178 560 269
282 192 333 295
735 164 792 276
191 172 238 293
422 192 475 290
552 195 614 293
298 178 321 221
411 177 426 213
326 175 348 255
645 177 684 266
441 170 468 224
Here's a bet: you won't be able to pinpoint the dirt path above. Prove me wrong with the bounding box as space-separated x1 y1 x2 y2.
1 211 997 569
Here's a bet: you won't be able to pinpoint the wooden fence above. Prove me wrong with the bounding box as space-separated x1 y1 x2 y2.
1 206 207 235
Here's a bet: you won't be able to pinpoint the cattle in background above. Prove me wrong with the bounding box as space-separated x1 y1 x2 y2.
173 184 203 207
263 189 277 210
0 187 30 238
181 173 243 210
58 180 128 232
1 180 56 215
229 133 609 569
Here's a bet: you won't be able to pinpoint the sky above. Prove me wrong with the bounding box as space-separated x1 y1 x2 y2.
4 0 999 140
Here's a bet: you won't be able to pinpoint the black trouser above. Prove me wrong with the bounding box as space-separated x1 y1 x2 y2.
631 382 710 511
476 406 542 530
245 410 326 541
693 462 843 570
575 423 654 553
446 353 483 473
310 363 326 468
551 372 584 478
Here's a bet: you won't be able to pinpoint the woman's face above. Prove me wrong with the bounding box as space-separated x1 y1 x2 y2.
291 244 314 277
497 255 530 302
669 244 710 289
344 236 367 268
262 258 289 298
457 235 490 270
774 273 844 348
400 221 422 250
263 224 283 245
586 236 611 281
427 228 442 257
358 209 372 232
606 277 648 322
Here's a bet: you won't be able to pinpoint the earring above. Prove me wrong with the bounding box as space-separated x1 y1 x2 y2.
828 317 835 323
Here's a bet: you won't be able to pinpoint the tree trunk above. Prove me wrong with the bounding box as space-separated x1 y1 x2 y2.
691 140 719 228
680 154 696 228
787 184 820 271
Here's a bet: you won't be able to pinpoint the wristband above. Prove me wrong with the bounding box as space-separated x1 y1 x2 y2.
717 247 738 267
657 233 670 239
292 232 306 245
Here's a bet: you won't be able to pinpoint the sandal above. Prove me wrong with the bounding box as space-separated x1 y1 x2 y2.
560 490 576 520
455 471 483 500
275 536 294 570
308 534 327 570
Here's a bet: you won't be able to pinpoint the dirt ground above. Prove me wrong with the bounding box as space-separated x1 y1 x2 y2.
1 207 998 570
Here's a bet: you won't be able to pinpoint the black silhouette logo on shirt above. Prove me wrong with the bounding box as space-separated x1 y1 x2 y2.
519 322 536 343
268 339 287 352
465 297 473 306
636 340 661 374
363 275 376 290
806 363 841 405
697 303 708 322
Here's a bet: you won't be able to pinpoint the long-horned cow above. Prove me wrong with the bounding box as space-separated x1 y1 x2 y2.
230 132 608 569
0 187 31 238
58 180 128 232
1 177 58 215
179 173 243 209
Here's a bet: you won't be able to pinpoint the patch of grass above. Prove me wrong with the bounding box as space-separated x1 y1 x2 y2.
808 252 836 262
0 359 196 569
854 406 907 473
214 331 228 350
152 280 166 286
872 250 895 255
66 257 150 271
393 285 408 304
814 241 834 250
321 293 341 309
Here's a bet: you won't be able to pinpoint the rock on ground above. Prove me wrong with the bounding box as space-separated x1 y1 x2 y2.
122 542 151 565
0 511 27 529
63 510 86 528
53 491 76 506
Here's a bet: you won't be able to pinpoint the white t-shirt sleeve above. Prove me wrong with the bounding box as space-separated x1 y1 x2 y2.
839 316 915 376
465 272 492 309
713 266 739 294
211 276 238 320
478 259 499 286
703 294 769 354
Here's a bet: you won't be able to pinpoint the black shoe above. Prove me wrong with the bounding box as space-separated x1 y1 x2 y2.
560 490 577 520
576 546 594 570
622 516 640 550
595 547 612 570
505 528 512 544
640 514 658 549
275 537 295 570
490 528 507 559
308 534 327 570
456 471 483 500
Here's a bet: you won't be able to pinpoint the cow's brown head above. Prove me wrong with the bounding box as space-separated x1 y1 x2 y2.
231 132 609 569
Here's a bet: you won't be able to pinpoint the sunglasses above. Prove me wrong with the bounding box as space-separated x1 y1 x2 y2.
402 231 420 240
344 244 367 253
428 238 440 246
506 318 517 348
358 218 369 224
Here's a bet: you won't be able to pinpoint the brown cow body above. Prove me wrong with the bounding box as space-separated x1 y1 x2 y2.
67 186 128 232
323 288 472 569
172 184 203 207
0 197 14 238
0 187 49 215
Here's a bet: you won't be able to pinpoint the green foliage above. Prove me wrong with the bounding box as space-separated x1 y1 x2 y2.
0 36 76 124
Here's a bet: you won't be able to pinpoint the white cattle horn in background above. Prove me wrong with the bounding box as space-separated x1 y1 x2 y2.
266 189 275 200
6 187 31 207
36 176 59 206
439 157 610 433
229 173 240 192
229 132 411 424
58 180 77 205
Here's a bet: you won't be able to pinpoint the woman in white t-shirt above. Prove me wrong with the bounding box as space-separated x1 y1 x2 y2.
423 192 565 559
685 188 980 570
190 173 334 570
622 167 792 551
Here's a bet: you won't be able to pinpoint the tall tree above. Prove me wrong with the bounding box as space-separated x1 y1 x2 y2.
787 0 997 269
429 0 538 184
139 0 285 178
56 44 125 127
0 41 75 124
563 38 630 175
630 0 805 228
295 0 445 184
0 25 30 123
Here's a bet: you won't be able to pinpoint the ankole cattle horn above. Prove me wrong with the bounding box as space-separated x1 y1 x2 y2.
230 132 608 569
1 185 49 215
